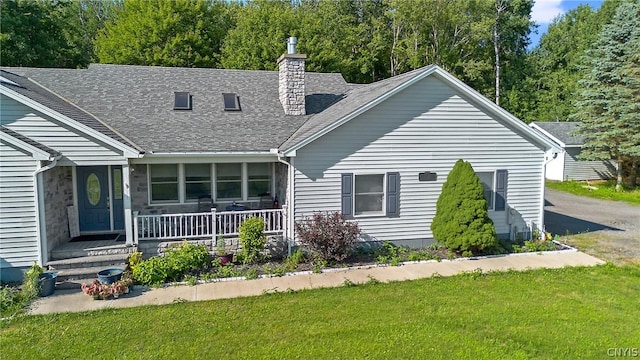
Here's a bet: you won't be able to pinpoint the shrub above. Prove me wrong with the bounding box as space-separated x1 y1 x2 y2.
430 159 498 255
22 262 44 301
0 285 21 316
238 217 266 264
132 256 171 286
131 242 210 286
375 241 406 266
295 211 360 262
164 241 210 277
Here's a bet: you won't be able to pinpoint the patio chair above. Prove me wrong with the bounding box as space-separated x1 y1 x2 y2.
259 194 274 209
197 195 215 212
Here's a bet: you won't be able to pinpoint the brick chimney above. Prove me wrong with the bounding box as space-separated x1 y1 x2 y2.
278 37 306 115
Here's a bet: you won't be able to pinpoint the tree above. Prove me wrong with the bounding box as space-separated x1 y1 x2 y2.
430 159 498 256
572 1 640 191
1 0 69 67
521 0 623 123
219 0 297 70
95 0 234 67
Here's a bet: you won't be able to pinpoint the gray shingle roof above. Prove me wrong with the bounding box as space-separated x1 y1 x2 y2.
531 121 583 146
0 69 140 152
5 64 351 153
0 125 59 156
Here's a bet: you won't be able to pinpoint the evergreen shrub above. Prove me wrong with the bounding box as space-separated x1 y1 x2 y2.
431 159 498 255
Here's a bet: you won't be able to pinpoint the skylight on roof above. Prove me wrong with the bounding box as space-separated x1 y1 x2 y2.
174 92 192 110
222 93 241 111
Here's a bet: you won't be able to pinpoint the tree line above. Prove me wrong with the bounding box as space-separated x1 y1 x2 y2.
1 0 637 186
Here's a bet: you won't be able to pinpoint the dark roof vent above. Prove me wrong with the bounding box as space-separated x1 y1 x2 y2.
223 93 241 111
174 92 192 110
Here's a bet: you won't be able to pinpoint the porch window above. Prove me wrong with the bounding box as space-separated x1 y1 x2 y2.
476 172 494 210
248 163 272 198
216 163 242 200
150 164 179 202
354 174 384 215
185 164 211 200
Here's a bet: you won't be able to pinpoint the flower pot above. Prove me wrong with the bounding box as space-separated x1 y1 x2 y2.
38 272 57 297
217 254 233 266
97 268 124 284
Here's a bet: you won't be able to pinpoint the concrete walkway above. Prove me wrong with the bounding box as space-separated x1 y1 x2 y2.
29 250 604 315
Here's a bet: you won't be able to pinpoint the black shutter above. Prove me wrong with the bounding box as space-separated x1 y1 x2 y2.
495 170 508 211
386 172 400 217
341 173 353 217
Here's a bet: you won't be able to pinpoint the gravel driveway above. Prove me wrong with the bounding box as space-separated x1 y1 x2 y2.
544 188 640 265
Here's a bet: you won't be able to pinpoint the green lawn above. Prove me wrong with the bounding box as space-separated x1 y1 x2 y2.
2 265 639 359
546 180 640 205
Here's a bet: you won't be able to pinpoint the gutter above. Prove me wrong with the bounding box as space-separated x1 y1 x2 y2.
271 148 295 256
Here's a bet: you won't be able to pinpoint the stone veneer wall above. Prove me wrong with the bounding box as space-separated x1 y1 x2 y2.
278 54 306 116
43 166 73 251
274 161 288 206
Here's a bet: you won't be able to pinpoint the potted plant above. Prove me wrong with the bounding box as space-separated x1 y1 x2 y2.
216 236 233 266
81 277 131 300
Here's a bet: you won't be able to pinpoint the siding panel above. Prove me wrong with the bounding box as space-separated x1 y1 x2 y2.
1 95 124 164
564 147 615 181
294 76 543 245
0 142 40 267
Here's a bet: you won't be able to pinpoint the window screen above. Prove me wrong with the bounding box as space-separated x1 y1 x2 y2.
150 164 179 202
248 163 271 197
185 164 211 200
354 174 384 215
216 163 242 199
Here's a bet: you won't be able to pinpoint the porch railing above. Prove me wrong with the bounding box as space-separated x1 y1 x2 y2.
133 206 287 243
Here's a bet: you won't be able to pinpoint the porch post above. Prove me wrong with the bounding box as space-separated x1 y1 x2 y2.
211 208 217 251
133 211 139 244
282 204 290 256
123 164 134 246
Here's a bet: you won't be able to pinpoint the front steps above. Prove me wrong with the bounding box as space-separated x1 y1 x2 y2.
47 242 135 289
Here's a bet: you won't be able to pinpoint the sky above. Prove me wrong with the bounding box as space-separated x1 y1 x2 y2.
529 0 604 49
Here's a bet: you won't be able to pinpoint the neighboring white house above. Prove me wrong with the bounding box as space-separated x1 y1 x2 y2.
530 122 615 181
0 39 559 281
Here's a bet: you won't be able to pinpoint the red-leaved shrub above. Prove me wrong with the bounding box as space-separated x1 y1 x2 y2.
295 211 360 262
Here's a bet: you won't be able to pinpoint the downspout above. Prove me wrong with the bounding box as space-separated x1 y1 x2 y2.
538 150 558 235
272 149 294 256
33 154 61 267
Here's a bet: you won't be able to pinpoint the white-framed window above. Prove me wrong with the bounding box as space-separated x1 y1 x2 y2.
149 162 274 204
216 163 242 200
150 164 179 202
248 163 272 198
354 174 385 215
185 164 211 200
476 172 494 210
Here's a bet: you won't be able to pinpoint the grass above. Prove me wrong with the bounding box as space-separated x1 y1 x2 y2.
2 264 639 359
559 233 640 266
546 180 640 205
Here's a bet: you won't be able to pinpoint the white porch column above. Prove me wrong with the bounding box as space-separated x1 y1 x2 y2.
122 163 134 246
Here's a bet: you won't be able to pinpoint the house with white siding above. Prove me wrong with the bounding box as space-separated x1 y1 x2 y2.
530 122 615 181
0 38 559 281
